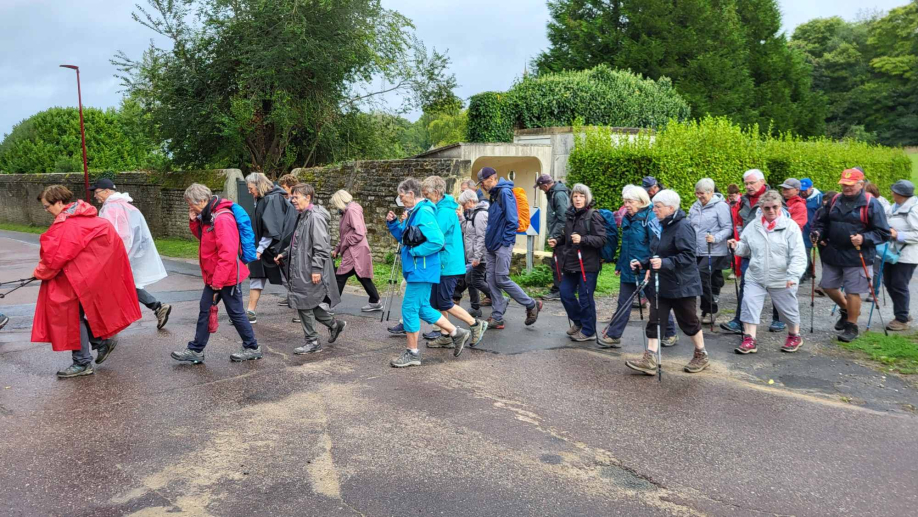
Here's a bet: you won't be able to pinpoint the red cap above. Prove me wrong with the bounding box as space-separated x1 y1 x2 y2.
838 168 865 186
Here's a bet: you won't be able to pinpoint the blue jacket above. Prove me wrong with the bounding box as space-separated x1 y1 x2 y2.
802 188 823 246
615 205 661 284
433 194 467 276
387 199 443 283
813 190 891 267
485 179 519 251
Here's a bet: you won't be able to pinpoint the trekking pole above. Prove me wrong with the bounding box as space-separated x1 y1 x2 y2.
638 269 649 354
810 246 816 334
706 238 714 332
830 287 844 316
855 244 888 336
653 255 662 383
0 277 36 298
0 277 36 286
381 244 401 323
867 244 889 330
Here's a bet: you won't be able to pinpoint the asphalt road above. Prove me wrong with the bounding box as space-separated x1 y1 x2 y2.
2 231 917 516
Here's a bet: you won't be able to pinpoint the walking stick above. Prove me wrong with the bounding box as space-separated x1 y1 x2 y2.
810 246 817 333
638 268 649 354
381 244 402 323
653 255 662 383
855 244 888 336
706 238 714 331
0 277 36 286
0 277 36 298
867 244 889 330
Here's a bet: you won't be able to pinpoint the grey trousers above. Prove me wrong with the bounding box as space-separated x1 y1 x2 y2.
136 288 161 311
73 307 102 366
740 280 801 326
486 245 535 321
298 305 335 343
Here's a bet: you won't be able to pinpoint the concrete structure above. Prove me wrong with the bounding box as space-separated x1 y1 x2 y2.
513 126 647 182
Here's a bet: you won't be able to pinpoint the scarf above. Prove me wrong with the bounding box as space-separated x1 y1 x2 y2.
761 214 780 232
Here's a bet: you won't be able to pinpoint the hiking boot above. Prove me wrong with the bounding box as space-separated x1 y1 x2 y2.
633 297 648 309
735 335 757 354
569 330 595 342
328 320 346 343
625 351 657 375
95 338 118 364
57 362 94 378
838 322 859 343
452 328 471 357
387 322 406 335
423 330 441 340
246 310 258 324
481 297 492 307
566 325 583 336
361 302 383 312
887 319 910 332
720 320 743 334
782 334 803 353
230 346 263 362
701 313 717 325
155 304 172 330
278 300 290 307
294 341 322 355
171 348 205 364
524 300 543 326
596 333 622 349
426 334 454 348
768 320 786 332
486 317 505 330
661 335 678 347
834 310 848 331
815 287 826 297
684 349 710 373
391 349 421 368
541 290 561 301
469 307 483 319
470 320 488 347
0 314 7 330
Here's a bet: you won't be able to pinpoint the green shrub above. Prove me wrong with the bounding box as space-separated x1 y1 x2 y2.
468 92 515 143
514 264 555 288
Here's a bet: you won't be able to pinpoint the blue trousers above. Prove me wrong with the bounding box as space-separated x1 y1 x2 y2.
604 278 676 339
189 285 258 352
560 271 599 337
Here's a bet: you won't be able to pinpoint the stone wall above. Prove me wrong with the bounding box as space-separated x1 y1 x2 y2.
292 158 471 261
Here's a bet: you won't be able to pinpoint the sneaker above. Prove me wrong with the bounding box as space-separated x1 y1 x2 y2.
230 346 263 362
391 349 421 368
278 300 290 307
292 316 301 323
470 320 488 347
834 310 848 331
569 330 595 342
427 334 454 348
57 362 94 378
684 349 710 373
625 351 657 375
596 333 622 349
720 320 743 334
887 319 910 332
566 325 583 336
328 320 346 343
155 304 172 330
632 297 648 309
452 328 471 357
246 310 258 324
524 300 543 326
361 302 383 312
387 323 407 335
469 307 483 319
782 334 803 353
481 297 492 307
768 320 786 332
0 314 7 330
294 341 322 355
423 330 442 340
94 338 118 364
486 317 505 330
735 335 758 354
541 290 561 300
701 313 717 325
661 335 678 347
171 348 205 364
838 322 859 343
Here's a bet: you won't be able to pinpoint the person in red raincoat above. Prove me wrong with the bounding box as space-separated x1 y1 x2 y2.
31 185 141 378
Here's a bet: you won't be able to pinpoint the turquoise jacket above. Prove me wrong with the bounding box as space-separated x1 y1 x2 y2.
433 194 467 276
387 199 443 283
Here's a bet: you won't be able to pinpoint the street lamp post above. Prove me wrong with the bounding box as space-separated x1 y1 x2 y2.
59 65 90 201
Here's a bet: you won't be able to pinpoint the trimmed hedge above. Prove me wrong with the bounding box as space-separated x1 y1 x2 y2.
568 116 912 211
467 65 691 143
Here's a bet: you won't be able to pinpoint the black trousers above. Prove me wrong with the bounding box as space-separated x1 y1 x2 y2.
647 296 702 339
336 270 380 303
454 263 492 309
883 262 917 323
698 255 730 315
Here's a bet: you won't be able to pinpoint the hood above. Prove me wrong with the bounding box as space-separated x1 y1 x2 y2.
549 182 570 195
566 200 596 217
753 212 791 231
310 203 331 222
893 195 918 214
475 199 490 210
492 179 514 193
265 185 287 199
693 193 725 210
786 195 805 207
661 209 686 227
104 192 134 204
53 199 98 225
436 194 459 211
806 188 822 201
410 198 436 217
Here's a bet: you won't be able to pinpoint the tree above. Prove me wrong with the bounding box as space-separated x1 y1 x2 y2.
114 0 457 174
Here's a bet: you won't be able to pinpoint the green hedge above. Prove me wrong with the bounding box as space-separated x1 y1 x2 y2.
569 116 912 211
467 65 691 143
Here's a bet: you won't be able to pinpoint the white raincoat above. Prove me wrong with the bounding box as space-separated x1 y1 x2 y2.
99 193 168 288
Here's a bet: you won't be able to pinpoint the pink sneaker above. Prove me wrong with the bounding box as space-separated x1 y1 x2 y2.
782 334 803 353
735 335 757 354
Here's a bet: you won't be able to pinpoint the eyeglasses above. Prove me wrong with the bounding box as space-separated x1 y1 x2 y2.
761 205 781 211
42 203 52 211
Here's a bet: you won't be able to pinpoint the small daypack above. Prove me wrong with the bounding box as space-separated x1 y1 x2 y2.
584 208 620 263
466 207 487 228
213 204 258 263
512 187 530 233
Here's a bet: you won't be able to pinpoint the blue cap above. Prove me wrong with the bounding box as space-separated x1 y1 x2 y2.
800 178 813 191
641 176 659 191
476 167 497 185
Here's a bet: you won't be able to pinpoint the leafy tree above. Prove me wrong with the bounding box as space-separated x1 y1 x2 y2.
427 109 468 149
114 0 457 175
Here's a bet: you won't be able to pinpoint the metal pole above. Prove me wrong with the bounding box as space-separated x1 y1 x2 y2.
526 235 534 273
61 65 90 201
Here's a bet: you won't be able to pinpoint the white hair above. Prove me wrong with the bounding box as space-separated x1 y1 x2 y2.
743 169 765 181
695 178 715 193
183 183 213 204
652 189 681 209
458 189 478 205
571 183 593 206
622 184 650 207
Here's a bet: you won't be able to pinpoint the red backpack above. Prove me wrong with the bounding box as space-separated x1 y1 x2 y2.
830 193 873 224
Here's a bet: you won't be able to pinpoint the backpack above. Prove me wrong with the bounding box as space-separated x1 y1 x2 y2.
584 208 620 263
513 187 530 233
466 207 487 228
213 203 258 263
830 193 872 225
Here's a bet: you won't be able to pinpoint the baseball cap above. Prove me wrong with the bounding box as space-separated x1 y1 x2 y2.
88 178 116 191
780 178 801 190
800 178 813 191
641 176 659 191
534 174 553 187
476 167 497 185
838 168 865 186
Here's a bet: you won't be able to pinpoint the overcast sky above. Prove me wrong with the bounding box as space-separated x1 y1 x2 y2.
0 0 910 138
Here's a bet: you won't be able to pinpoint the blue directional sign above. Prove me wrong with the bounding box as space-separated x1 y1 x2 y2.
518 208 540 236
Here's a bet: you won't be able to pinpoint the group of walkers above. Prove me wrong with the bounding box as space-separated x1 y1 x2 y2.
14 162 918 377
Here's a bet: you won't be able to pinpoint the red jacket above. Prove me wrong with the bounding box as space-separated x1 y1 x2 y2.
189 198 250 288
31 200 141 352
785 195 807 230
